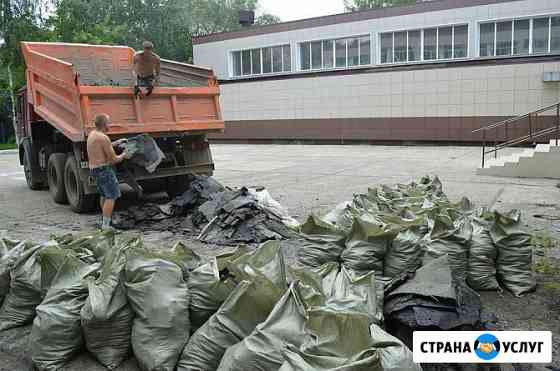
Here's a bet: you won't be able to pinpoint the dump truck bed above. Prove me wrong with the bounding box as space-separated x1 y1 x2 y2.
21 42 224 142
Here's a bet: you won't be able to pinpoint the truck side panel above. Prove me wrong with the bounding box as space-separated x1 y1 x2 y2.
24 42 135 86
23 46 84 141
81 86 224 136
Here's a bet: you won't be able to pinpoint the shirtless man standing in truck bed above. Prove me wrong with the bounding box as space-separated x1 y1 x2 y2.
133 41 161 98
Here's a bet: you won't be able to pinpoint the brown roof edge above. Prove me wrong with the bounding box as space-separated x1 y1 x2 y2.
193 0 521 45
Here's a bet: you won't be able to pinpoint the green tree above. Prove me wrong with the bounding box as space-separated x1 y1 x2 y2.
255 13 281 26
344 0 416 11
187 0 258 36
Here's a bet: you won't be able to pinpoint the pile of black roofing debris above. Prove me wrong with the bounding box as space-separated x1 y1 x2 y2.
0 176 541 371
114 175 299 244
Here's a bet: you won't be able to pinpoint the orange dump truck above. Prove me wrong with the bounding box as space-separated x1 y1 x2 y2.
16 42 224 212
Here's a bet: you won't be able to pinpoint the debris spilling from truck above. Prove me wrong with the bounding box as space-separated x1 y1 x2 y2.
115 175 299 243
0 176 540 370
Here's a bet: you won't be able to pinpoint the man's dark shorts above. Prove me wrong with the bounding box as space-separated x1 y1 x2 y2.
137 75 155 88
135 75 155 97
91 165 121 200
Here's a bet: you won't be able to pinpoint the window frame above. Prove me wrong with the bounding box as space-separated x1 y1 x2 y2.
297 34 372 72
229 44 292 78
477 13 560 58
378 23 469 65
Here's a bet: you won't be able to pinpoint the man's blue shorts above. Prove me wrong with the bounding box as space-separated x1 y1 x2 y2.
91 165 121 200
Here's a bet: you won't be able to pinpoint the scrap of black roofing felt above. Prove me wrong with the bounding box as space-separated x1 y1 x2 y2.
384 255 482 331
197 187 297 244
117 134 165 173
169 176 226 217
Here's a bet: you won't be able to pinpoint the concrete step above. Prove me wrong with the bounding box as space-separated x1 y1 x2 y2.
483 149 534 168
477 147 560 179
534 143 550 152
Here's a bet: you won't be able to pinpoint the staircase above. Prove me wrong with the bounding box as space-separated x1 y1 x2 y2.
473 101 560 179
477 139 560 178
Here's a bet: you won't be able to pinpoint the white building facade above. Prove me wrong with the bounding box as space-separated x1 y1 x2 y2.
194 0 560 142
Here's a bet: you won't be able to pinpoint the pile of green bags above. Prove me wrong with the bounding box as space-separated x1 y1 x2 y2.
298 176 536 296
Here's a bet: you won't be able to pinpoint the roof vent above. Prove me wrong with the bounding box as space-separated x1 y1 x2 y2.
239 10 255 27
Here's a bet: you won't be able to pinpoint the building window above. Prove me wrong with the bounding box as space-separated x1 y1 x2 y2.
263 47 272 73
552 16 560 53
480 15 560 57
299 35 371 71
453 25 468 58
423 28 437 60
513 19 530 55
231 44 291 77
348 38 360 66
335 39 346 68
359 36 371 64
232 51 242 76
438 26 453 59
242 50 251 75
496 21 512 56
532 17 549 54
300 42 310 71
394 31 407 63
323 40 334 68
479 23 494 57
380 33 393 63
283 46 291 71
408 30 421 62
272 46 283 72
381 24 467 64
251 49 261 75
311 41 322 70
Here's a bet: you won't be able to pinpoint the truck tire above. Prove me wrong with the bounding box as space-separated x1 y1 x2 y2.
64 156 97 213
22 139 44 190
166 175 191 198
47 153 68 204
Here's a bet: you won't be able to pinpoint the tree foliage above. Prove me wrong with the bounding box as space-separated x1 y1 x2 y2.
255 13 281 26
344 0 416 11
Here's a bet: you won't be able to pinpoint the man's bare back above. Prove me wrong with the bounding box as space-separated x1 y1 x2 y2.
87 130 119 169
133 51 161 78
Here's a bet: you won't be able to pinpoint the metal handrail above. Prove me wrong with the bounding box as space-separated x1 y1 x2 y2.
472 101 560 133
473 101 560 168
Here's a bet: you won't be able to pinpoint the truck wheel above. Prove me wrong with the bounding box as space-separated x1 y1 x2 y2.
166 175 191 198
64 156 97 213
22 139 44 190
47 153 68 204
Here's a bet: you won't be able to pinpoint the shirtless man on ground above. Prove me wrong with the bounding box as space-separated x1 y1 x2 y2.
133 41 161 98
87 114 129 229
